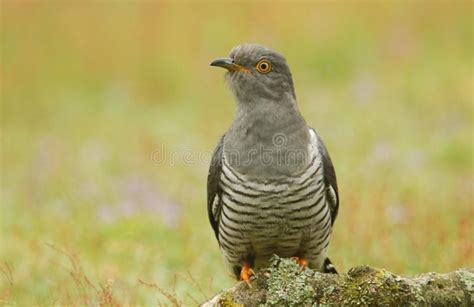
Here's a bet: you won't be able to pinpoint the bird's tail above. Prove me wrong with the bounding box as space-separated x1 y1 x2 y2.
323 257 338 274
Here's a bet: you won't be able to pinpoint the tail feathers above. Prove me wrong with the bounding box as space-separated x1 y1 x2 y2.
323 257 338 274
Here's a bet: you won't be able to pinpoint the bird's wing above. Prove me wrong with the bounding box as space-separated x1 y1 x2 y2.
207 135 225 239
310 128 339 225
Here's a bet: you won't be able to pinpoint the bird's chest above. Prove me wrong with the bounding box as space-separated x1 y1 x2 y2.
239 189 313 231
219 157 326 240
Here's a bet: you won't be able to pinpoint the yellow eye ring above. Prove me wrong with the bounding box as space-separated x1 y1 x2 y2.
256 60 272 74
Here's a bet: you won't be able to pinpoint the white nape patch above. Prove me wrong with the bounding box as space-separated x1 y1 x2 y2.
328 185 338 205
308 128 322 167
308 128 319 151
212 195 220 217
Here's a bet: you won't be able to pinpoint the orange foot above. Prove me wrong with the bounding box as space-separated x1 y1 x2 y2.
292 256 309 267
240 263 255 287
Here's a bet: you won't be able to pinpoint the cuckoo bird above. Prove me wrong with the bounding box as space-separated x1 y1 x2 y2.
208 44 339 284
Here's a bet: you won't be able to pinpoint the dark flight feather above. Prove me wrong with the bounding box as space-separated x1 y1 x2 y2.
311 128 339 226
207 135 225 239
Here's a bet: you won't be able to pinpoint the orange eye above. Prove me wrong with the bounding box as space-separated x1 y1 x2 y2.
256 60 272 74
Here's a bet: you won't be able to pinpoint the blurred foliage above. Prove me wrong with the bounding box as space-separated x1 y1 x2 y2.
1 1 473 305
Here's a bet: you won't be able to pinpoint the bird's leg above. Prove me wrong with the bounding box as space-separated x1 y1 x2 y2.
240 263 255 287
291 256 308 267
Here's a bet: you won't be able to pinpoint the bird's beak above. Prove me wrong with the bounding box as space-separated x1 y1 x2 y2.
210 58 245 72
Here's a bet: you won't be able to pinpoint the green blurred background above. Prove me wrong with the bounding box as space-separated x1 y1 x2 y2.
1 1 473 305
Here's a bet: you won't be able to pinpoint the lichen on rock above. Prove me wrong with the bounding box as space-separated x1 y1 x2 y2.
265 256 316 306
201 256 473 306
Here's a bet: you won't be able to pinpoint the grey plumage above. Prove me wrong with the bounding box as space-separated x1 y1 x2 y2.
208 44 339 278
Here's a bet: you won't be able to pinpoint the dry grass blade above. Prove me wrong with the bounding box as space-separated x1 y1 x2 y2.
45 243 93 304
98 281 121 307
0 262 14 286
0 262 14 303
46 243 120 306
138 279 181 307
185 270 209 299
172 270 210 303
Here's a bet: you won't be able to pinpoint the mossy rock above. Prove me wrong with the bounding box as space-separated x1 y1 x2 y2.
202 256 473 306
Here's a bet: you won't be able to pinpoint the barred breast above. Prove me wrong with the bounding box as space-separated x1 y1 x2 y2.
214 130 332 272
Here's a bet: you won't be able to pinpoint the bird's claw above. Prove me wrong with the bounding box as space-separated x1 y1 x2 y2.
291 256 309 267
240 264 255 288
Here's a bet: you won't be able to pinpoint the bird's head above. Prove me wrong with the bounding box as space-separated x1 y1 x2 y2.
211 44 296 103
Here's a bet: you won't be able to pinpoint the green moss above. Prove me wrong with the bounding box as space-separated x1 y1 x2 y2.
218 291 243 307
458 269 474 303
265 256 315 306
335 266 417 305
215 256 473 306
